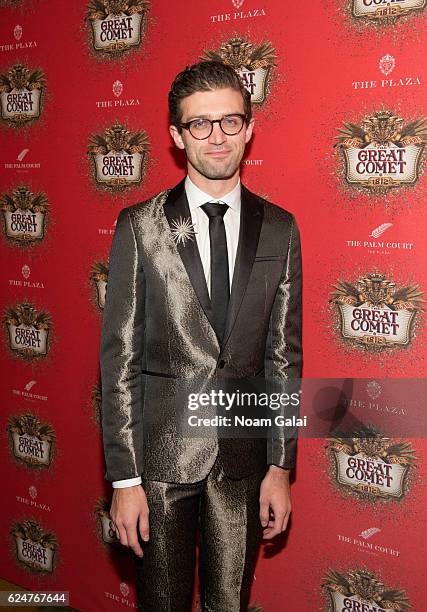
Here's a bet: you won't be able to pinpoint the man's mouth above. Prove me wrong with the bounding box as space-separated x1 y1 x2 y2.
205 149 231 158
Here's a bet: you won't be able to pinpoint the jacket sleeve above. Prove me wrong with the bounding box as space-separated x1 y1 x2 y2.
100 207 145 482
264 214 302 470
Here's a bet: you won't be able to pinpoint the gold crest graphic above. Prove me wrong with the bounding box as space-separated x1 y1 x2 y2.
7 413 55 469
11 519 58 574
0 63 46 127
87 0 150 56
330 272 424 352
90 260 109 310
0 0 28 5
88 123 149 190
202 36 276 105
1 186 49 246
327 426 416 502
91 382 102 427
323 567 410 611
3 302 53 361
335 109 426 194
351 0 426 24
94 497 119 546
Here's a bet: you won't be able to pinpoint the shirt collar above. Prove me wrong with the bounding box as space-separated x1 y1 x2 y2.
185 175 241 213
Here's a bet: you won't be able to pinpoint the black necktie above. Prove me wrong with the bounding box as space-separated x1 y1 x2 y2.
201 201 230 341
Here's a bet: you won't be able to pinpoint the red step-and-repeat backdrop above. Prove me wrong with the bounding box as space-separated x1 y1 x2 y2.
1 1 426 610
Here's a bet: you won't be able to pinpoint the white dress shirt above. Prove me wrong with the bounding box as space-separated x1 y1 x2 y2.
112 176 242 488
185 175 241 295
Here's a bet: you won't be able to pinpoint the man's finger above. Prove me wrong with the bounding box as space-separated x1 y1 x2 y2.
259 500 270 527
138 513 150 542
126 528 144 558
281 510 291 532
267 511 286 538
262 521 274 534
116 523 129 547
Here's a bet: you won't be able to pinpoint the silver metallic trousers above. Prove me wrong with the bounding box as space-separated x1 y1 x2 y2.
135 454 266 611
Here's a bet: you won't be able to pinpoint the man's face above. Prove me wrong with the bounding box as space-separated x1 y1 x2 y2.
169 87 254 182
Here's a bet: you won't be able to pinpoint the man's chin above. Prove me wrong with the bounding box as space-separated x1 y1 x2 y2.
200 164 238 181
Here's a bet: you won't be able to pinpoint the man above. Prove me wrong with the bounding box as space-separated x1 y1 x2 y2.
100 60 302 612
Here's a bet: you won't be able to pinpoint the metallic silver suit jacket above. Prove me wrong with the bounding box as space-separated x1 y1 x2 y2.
100 180 302 483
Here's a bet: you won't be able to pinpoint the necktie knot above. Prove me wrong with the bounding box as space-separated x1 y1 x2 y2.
201 201 229 219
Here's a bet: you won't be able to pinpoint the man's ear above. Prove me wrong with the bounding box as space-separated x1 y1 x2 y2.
245 118 255 144
169 125 185 150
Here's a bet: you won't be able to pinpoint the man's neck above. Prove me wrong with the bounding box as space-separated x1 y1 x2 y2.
187 168 240 199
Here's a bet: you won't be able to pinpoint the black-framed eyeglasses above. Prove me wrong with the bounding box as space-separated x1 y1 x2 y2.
179 114 247 140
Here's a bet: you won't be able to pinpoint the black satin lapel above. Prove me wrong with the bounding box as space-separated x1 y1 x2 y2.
222 185 264 347
163 181 216 333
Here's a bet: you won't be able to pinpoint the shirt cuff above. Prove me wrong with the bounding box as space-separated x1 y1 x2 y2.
112 476 142 488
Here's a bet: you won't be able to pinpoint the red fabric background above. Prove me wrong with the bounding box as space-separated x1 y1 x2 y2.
1 1 426 610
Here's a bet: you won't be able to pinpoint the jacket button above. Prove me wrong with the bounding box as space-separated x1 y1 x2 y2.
218 359 225 369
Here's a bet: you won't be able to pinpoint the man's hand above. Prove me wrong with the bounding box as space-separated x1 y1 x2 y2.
110 484 149 557
259 465 292 540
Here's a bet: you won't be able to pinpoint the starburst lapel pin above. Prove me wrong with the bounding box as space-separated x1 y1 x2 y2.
170 216 197 247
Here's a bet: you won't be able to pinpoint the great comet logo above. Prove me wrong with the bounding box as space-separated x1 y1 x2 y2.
323 567 410 612
86 0 149 57
330 272 423 352
0 63 46 127
11 518 57 574
7 413 55 469
327 426 416 502
88 123 149 191
3 302 53 361
202 36 276 105
352 0 426 24
1 186 49 246
91 382 102 428
90 260 109 310
94 497 119 546
335 109 426 194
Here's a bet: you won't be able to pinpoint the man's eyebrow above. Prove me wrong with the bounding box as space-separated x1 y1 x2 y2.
183 112 243 122
184 115 210 121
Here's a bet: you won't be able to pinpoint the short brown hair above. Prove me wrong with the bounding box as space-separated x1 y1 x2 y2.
168 60 252 131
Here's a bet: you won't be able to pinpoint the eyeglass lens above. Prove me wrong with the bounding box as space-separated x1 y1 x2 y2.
189 115 244 139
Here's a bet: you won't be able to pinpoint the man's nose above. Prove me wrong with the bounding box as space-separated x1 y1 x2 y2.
208 121 226 145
